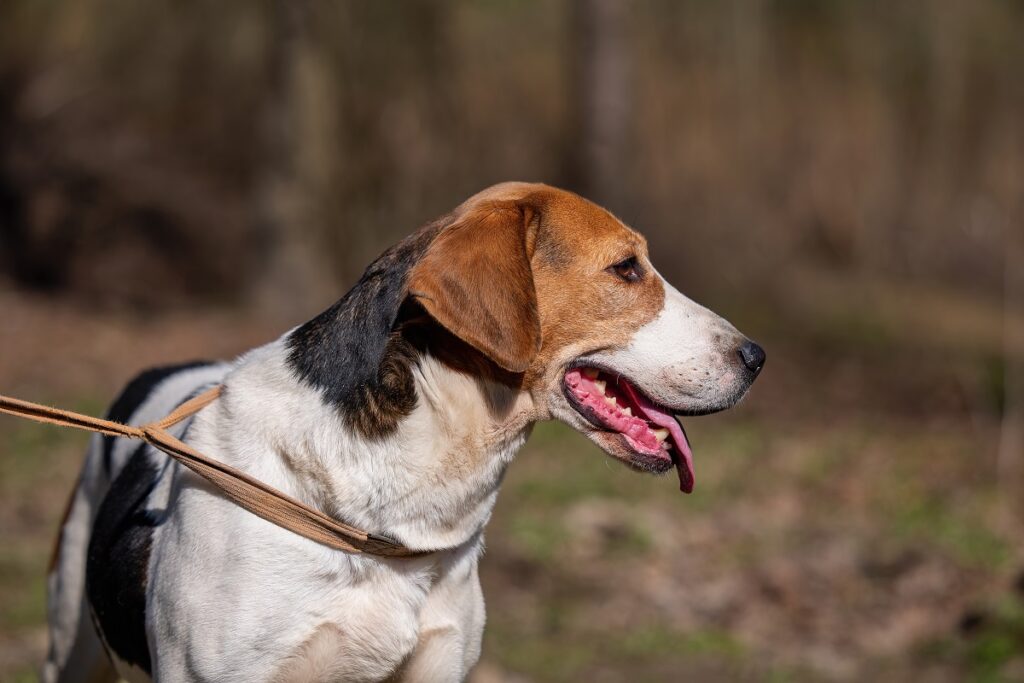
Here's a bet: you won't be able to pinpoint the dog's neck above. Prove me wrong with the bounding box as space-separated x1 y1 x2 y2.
211 336 536 552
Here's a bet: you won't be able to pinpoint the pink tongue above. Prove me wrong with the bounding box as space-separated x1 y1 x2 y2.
619 381 695 493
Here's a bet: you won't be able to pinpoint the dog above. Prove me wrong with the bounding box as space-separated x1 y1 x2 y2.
43 182 764 682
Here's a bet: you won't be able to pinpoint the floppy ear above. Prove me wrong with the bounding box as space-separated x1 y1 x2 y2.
408 201 541 373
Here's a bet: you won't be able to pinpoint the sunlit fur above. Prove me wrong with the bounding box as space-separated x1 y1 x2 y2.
44 182 759 682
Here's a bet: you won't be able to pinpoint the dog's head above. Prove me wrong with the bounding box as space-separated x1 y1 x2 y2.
401 182 764 492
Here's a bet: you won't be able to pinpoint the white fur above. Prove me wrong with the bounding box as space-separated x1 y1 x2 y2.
45 273 750 683
587 275 748 412
43 363 230 683
45 338 532 682
547 274 749 438
143 341 530 682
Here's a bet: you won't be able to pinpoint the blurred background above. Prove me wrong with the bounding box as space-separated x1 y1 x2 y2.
0 0 1022 681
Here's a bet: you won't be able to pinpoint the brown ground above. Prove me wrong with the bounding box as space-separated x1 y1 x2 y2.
1 277 1022 682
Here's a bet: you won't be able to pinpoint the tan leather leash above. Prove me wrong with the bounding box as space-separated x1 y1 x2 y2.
0 387 426 558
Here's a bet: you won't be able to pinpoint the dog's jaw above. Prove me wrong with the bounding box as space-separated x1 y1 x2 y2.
541 272 760 493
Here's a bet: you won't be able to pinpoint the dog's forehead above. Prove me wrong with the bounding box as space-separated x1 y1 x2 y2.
539 190 648 265
463 182 647 259
524 186 666 377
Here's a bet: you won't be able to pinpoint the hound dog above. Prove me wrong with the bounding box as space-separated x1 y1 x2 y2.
43 182 765 683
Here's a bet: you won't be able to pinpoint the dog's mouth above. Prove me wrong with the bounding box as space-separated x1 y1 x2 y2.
563 367 695 493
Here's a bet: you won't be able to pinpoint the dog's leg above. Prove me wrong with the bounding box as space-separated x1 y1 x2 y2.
269 624 351 683
392 555 486 682
42 436 117 683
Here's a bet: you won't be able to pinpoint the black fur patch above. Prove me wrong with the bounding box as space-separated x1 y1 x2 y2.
101 361 212 476
86 362 212 673
287 223 444 439
86 442 162 675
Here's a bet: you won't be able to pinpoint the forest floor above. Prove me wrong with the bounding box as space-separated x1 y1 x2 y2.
1 276 1022 682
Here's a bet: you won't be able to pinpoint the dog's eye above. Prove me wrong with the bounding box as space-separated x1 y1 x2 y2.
609 257 641 282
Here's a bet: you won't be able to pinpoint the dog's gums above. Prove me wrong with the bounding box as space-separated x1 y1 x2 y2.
563 367 695 493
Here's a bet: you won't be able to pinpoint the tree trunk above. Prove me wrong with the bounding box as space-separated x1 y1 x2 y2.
253 0 333 314
566 0 631 213
999 217 1024 524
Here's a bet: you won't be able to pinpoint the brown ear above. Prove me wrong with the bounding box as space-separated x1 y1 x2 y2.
408 201 541 373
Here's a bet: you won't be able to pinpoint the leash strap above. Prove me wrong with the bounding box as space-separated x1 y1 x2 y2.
0 387 424 558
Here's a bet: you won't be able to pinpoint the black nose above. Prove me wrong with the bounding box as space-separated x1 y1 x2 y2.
738 340 766 375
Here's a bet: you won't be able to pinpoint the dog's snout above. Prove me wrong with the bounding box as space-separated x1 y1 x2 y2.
737 340 766 376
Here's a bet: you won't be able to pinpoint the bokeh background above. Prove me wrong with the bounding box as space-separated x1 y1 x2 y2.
1 1 1023 681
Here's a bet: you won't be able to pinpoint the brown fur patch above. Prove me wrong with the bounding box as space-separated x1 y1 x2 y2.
422 183 665 388
291 182 664 441
405 182 664 387
408 203 541 373
526 187 665 382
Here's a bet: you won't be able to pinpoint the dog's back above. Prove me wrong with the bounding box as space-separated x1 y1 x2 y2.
44 361 229 683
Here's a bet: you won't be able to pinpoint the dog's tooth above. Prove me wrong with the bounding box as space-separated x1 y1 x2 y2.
593 379 607 394
653 428 669 443
582 368 599 379
604 395 617 408
622 406 632 416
